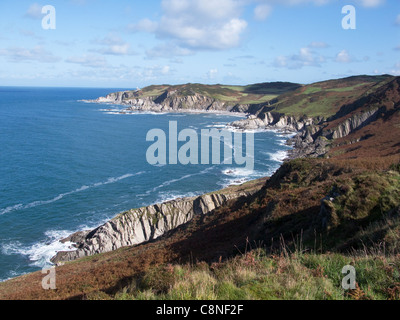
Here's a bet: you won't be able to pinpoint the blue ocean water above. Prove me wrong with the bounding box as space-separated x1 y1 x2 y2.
0 87 292 281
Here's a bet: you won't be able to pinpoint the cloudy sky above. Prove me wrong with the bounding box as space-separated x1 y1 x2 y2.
0 0 399 87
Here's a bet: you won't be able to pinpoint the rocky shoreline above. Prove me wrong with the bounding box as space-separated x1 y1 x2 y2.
51 179 266 265
85 89 258 114
56 86 386 265
229 104 386 159
50 99 323 265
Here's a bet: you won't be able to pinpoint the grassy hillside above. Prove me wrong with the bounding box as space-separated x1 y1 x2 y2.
112 250 400 301
272 75 394 117
1 156 399 300
124 82 301 105
0 75 399 300
131 75 394 118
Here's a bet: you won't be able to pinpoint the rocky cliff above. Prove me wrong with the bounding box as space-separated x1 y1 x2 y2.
51 188 257 265
92 89 253 114
230 112 318 132
67 76 399 263
287 106 388 159
231 77 400 159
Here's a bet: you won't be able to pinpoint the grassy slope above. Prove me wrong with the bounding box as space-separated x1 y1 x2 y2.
124 82 301 105
1 157 399 300
326 76 400 159
133 75 394 118
1 75 399 300
272 75 394 117
113 251 400 301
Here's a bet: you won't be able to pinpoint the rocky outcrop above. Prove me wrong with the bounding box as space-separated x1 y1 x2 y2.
91 90 254 114
287 106 387 159
51 191 253 265
229 112 317 132
229 104 387 160
326 107 383 140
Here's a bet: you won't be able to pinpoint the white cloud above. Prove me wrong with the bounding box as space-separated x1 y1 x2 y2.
257 0 331 6
391 62 400 75
308 41 329 48
396 14 400 25
103 44 131 55
256 0 385 8
145 43 193 59
65 54 108 68
139 65 173 81
254 4 272 21
130 0 247 50
206 68 218 79
274 56 288 68
24 3 43 19
335 49 353 63
59 63 173 84
273 47 325 69
355 0 385 8
128 19 158 33
128 0 387 55
94 34 136 56
0 46 60 63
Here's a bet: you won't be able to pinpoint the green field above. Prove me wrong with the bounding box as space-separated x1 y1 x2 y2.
122 75 394 117
125 82 302 105
273 75 394 117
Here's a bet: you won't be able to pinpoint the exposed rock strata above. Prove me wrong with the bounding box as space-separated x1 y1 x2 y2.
51 191 253 264
231 106 386 159
91 90 256 114
288 106 384 158
230 112 316 132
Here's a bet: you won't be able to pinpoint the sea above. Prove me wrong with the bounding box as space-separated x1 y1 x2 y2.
0 87 293 282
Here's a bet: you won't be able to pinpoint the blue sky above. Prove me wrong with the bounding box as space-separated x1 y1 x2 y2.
0 0 399 87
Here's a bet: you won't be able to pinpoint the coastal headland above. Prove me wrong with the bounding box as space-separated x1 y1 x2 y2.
1 74 399 300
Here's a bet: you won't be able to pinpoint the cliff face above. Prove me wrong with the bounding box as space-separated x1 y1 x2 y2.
230 112 317 132
51 190 254 264
67 76 399 263
232 77 400 159
94 90 253 114
327 107 383 140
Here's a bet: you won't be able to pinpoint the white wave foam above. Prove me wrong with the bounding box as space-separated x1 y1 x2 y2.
101 109 168 116
0 172 144 216
277 138 290 147
263 150 288 163
99 108 123 112
0 204 24 215
104 112 124 115
219 167 275 189
204 124 227 129
224 126 269 134
219 167 256 188
0 270 29 283
222 168 254 177
277 132 297 138
1 230 77 269
150 167 213 194
166 114 186 117
155 191 199 204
